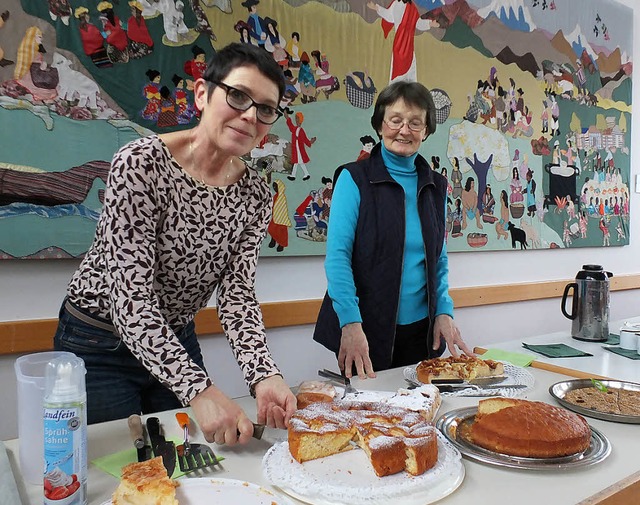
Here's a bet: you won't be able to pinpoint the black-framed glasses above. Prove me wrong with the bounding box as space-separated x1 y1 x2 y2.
211 81 281 125
383 117 426 132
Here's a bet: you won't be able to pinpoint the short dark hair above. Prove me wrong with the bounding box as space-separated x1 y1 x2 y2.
370 81 437 138
202 43 285 102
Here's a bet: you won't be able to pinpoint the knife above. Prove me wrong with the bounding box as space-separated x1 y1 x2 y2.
435 383 528 392
128 414 152 462
146 417 176 477
431 376 508 386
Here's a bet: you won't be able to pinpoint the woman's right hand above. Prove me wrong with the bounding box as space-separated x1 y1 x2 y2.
338 322 376 380
190 385 253 446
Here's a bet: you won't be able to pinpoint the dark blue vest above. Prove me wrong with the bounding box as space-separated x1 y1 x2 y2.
313 144 447 371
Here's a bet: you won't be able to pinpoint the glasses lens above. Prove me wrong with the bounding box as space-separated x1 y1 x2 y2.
408 121 425 131
256 105 279 124
226 87 252 111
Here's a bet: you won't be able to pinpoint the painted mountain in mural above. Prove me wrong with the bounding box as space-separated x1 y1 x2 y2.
476 0 536 32
566 24 600 70
423 0 483 29
473 16 573 75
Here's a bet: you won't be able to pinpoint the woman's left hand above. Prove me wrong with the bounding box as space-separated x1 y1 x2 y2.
254 375 297 429
431 314 474 358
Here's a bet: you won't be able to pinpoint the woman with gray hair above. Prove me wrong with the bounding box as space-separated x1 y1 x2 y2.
314 80 472 379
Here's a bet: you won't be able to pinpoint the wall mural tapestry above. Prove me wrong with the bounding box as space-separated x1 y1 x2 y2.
0 0 632 258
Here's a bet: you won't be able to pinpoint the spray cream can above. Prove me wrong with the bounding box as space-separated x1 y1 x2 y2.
43 355 87 505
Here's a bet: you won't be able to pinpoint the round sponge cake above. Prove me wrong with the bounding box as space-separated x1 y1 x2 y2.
470 398 591 458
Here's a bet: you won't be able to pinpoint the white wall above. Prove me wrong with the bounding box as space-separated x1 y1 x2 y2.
1 0 638 441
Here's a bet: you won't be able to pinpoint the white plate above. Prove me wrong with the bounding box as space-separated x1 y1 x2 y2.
262 432 465 505
404 361 535 397
102 477 296 504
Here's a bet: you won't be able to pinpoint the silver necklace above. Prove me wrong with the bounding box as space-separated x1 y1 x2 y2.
190 138 233 186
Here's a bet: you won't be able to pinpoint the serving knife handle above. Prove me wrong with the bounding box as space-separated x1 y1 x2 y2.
318 369 350 385
146 417 166 448
128 414 145 449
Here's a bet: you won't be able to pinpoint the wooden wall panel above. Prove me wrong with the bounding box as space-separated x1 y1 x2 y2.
1 274 638 356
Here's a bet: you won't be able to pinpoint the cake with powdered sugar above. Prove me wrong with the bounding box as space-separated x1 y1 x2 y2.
288 385 441 477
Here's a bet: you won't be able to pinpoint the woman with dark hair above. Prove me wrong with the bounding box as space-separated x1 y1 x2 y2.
54 43 294 445
97 1 129 63
314 80 471 378
263 17 288 67
496 189 510 240
481 183 495 221
141 68 161 120
310 49 338 99
461 176 482 229
126 0 153 59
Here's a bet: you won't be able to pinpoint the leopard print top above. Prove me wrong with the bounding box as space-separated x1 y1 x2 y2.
67 135 281 403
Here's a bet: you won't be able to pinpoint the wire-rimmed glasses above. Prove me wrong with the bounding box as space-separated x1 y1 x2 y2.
383 117 427 132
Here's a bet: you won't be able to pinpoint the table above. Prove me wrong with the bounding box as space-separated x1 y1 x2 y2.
4 364 640 505
479 316 640 384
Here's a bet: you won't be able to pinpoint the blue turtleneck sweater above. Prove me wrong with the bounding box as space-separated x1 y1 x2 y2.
326 143 454 327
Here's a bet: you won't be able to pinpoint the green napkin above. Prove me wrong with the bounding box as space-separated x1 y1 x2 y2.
604 333 620 345
522 343 592 358
604 347 640 360
91 438 223 479
479 348 535 367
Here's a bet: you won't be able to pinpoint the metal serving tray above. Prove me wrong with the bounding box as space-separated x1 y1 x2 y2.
436 407 611 471
549 379 640 424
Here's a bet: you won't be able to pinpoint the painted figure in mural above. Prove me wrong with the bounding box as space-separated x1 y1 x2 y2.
367 0 438 83
524 169 537 217
156 85 178 128
47 0 71 25
286 32 301 68
297 51 316 103
440 166 452 197
53 43 295 442
97 1 130 63
481 184 496 222
509 166 524 204
242 0 266 49
314 80 472 378
461 177 482 229
75 7 111 68
13 27 59 102
172 74 194 124
496 190 510 240
599 218 610 246
450 157 463 199
267 179 291 252
141 69 162 120
184 45 207 82
127 1 154 59
451 198 463 238
0 11 13 68
310 50 339 99
235 20 256 46
285 110 316 181
357 135 376 161
263 17 288 68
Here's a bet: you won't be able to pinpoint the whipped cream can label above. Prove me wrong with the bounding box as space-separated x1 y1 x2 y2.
43 404 87 505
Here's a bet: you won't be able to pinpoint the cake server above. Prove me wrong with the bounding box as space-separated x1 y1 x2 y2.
175 412 221 473
146 417 177 477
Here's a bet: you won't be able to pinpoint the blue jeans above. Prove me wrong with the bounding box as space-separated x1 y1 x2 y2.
54 300 206 424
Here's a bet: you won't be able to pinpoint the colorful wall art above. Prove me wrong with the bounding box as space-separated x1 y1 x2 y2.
0 0 632 258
